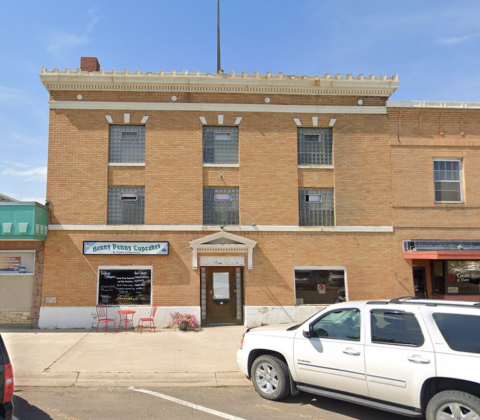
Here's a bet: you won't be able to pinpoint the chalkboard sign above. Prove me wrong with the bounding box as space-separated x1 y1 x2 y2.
98 269 151 305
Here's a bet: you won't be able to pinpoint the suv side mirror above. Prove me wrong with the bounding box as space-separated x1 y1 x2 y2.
303 325 314 339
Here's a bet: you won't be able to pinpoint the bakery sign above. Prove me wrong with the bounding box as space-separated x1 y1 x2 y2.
83 241 169 255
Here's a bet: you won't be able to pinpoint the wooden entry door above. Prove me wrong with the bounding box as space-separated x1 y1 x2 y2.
207 267 237 325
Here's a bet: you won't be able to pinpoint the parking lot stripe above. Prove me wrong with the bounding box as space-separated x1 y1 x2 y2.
129 387 247 420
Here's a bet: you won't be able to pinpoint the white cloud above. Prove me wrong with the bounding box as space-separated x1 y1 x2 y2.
2 166 47 182
437 33 480 45
47 8 101 56
48 33 90 56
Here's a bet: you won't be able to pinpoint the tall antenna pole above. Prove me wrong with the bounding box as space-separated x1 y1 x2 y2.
217 0 221 73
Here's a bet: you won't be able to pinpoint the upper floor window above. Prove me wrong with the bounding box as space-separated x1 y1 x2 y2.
107 187 145 225
203 187 239 225
433 159 463 203
203 126 238 164
109 125 145 163
298 128 332 165
299 189 334 226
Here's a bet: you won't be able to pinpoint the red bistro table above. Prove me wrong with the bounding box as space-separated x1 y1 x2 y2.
117 310 136 333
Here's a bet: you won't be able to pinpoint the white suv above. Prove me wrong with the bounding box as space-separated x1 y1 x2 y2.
237 298 480 419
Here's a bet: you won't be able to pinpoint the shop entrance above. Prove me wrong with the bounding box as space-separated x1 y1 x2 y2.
413 267 427 298
206 267 238 325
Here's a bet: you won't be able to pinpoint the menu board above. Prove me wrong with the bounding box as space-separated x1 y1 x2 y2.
98 269 151 305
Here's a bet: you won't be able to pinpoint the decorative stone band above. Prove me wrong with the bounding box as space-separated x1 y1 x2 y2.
48 101 388 115
48 224 394 233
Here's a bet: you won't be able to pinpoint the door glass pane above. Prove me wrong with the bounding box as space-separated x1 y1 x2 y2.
213 272 230 301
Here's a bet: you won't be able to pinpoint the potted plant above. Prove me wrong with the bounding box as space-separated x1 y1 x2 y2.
170 312 199 331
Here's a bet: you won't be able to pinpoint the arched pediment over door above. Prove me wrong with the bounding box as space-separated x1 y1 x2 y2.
189 231 257 270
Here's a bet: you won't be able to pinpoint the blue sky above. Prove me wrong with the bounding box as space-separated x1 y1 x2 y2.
1 0 480 203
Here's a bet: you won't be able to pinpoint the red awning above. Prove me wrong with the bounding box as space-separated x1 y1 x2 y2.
403 251 480 260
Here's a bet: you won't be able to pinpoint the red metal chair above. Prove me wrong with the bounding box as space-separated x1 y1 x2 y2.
137 304 157 334
96 303 116 334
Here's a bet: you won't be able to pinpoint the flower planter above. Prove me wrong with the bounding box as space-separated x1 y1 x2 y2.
179 321 188 331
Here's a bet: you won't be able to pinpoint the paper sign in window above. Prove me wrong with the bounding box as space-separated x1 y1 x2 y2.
213 272 230 301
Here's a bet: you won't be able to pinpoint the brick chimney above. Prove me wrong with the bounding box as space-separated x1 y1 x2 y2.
80 57 100 72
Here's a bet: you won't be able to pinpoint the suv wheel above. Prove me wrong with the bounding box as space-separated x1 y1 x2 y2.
426 390 480 420
251 355 290 401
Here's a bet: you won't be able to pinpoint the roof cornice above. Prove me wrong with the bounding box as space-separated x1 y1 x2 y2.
40 67 399 97
388 100 480 109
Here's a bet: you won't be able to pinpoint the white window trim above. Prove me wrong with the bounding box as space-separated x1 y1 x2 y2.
433 158 464 204
203 163 240 168
97 265 153 306
108 163 146 167
298 165 334 169
293 266 347 306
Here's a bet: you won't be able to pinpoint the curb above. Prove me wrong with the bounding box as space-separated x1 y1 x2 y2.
14 371 250 388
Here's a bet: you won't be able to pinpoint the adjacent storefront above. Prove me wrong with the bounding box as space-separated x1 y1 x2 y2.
404 240 480 301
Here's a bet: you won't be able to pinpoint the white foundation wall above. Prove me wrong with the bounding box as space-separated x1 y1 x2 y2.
244 305 327 328
39 306 201 329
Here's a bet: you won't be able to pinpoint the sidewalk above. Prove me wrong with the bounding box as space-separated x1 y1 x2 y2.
0 326 251 388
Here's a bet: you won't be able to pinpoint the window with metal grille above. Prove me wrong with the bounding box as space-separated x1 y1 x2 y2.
109 125 145 163
203 126 238 164
108 187 145 224
203 188 239 225
298 128 332 165
433 159 463 203
299 189 334 226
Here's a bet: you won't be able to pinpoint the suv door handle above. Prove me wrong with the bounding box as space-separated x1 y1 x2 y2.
407 355 430 364
343 348 360 356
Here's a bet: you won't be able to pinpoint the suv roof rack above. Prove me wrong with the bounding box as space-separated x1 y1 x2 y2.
389 296 419 304
367 297 480 309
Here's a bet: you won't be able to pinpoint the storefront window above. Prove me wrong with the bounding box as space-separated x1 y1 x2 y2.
446 261 480 295
0 251 35 275
430 260 480 295
295 269 345 305
98 267 151 305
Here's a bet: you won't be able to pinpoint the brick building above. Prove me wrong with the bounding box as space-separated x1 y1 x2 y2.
38 57 480 329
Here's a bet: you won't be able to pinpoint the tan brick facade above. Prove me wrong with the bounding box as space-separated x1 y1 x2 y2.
39 64 480 328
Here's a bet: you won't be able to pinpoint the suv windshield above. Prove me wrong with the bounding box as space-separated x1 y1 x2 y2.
433 313 480 354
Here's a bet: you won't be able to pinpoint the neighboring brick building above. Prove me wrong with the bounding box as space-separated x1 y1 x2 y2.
0 194 48 327
38 57 480 329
